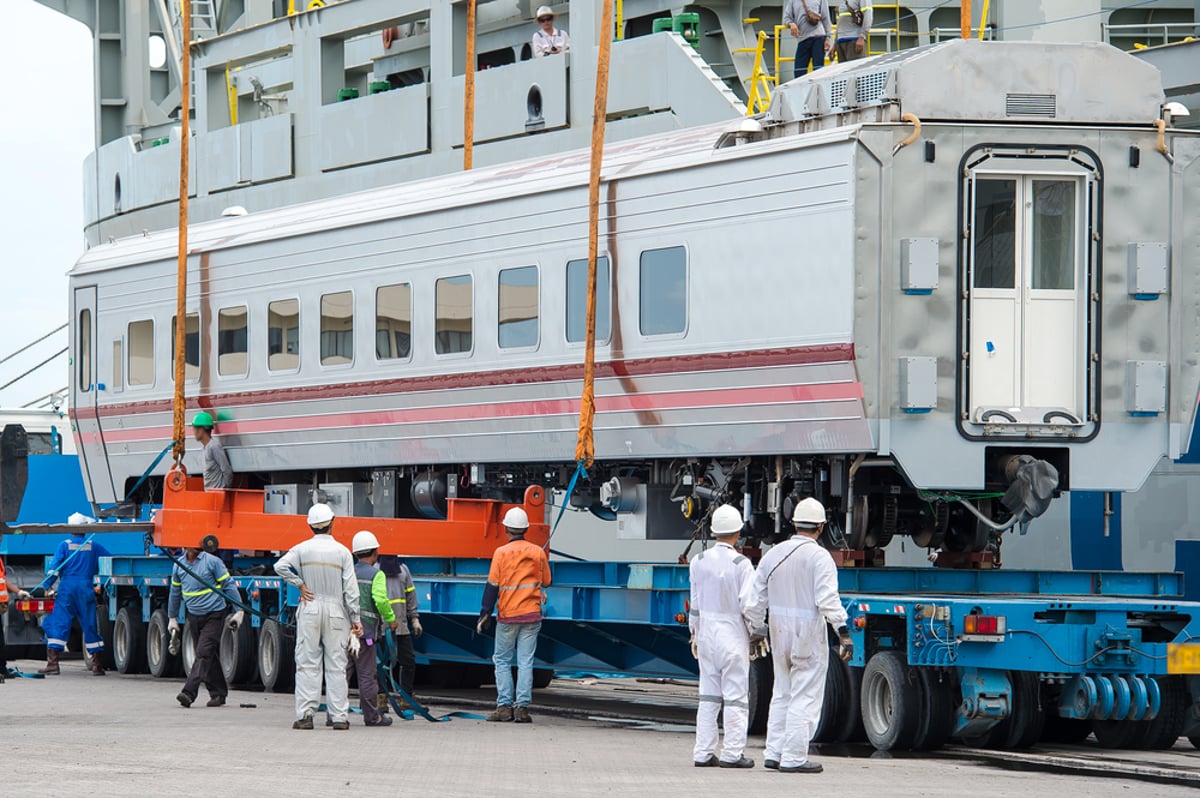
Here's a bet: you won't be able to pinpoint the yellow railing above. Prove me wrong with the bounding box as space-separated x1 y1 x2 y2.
733 28 774 115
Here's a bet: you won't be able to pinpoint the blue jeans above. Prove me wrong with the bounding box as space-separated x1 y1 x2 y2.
794 36 825 79
493 621 541 707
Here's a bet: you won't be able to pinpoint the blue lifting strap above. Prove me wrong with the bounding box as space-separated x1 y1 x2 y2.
545 460 588 551
33 532 98 591
376 631 485 722
123 440 178 502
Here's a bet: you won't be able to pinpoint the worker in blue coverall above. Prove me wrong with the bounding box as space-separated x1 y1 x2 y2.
39 512 110 676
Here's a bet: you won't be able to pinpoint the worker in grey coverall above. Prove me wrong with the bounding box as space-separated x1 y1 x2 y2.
274 503 362 730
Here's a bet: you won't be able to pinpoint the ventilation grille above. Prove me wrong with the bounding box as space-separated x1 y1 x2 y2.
855 71 888 104
1006 93 1056 118
829 79 847 108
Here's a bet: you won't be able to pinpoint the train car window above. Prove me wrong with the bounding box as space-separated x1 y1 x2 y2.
170 314 201 382
639 246 688 336
973 179 1017 289
498 266 539 349
218 307 249 377
128 319 155 386
435 275 473 355
320 291 354 366
376 283 412 360
112 340 123 393
1031 180 1076 290
268 299 301 371
78 309 92 389
566 256 610 343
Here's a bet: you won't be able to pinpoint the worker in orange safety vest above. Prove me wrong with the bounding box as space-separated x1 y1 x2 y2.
0 539 33 681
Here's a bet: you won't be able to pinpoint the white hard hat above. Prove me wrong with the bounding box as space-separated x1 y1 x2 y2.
352 530 381 554
307 503 335 529
792 497 826 529
535 5 555 18
710 504 743 536
502 506 530 530
67 512 95 526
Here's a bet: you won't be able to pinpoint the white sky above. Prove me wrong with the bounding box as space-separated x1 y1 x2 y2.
0 2 94 408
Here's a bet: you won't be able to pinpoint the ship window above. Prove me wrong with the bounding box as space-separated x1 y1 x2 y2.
128 319 155 386
639 246 688 335
376 283 412 361
499 266 539 349
566 256 610 343
435 275 473 355
112 340 123 393
320 291 354 366
973 179 1016 289
78 309 92 389
218 306 249 377
171 313 201 382
268 299 300 371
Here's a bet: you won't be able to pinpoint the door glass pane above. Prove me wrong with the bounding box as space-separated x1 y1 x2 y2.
112 340 123 392
973 179 1016 289
171 314 200 382
128 319 155 386
218 307 248 376
566 257 610 343
78 309 91 389
268 299 300 371
639 246 688 336
376 284 412 360
320 291 354 366
436 275 473 355
1031 180 1076 290
499 266 539 349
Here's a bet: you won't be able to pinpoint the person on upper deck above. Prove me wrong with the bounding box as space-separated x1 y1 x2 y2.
835 0 873 62
783 0 832 79
532 6 571 57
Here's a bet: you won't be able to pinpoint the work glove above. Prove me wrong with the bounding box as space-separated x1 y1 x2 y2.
411 618 423 638
227 611 245 631
347 634 361 657
689 636 699 660
16 590 31 600
749 635 770 661
476 613 491 635
837 626 854 663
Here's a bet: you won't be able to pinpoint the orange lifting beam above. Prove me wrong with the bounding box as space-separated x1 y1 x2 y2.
154 471 548 558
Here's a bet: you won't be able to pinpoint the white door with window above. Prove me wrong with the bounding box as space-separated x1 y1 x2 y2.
969 173 1085 424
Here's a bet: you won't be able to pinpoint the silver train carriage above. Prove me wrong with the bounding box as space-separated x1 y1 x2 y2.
68 41 1200 557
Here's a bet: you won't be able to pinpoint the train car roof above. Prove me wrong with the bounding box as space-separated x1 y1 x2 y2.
71 121 861 275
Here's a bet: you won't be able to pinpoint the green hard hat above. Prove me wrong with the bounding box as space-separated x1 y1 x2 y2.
191 411 215 428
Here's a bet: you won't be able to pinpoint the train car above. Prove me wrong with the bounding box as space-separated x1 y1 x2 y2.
67 40 1200 562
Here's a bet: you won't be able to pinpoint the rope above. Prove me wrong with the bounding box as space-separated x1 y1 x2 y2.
544 460 588 552
575 0 615 469
172 2 192 466
463 0 477 170
153 542 293 627
0 324 66 368
0 348 67 392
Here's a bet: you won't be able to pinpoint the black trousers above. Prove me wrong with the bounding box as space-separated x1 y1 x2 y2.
0 611 8 674
394 632 416 696
183 610 227 700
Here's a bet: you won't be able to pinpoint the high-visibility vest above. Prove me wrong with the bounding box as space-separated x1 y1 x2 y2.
0 556 9 603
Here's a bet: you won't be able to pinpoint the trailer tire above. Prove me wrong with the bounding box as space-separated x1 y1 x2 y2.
1005 671 1045 749
913 668 954 751
258 619 294 693
1189 736 1200 750
837 664 867 743
1092 719 1140 749
96 604 116 670
532 668 554 689
146 609 181 678
1137 676 1187 750
220 618 257 685
747 655 773 735
861 651 920 751
182 618 197 676
814 650 849 743
113 606 147 674
1041 713 1092 744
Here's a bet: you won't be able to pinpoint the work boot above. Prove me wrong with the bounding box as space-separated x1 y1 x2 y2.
779 761 824 774
177 691 194 708
332 720 350 731
90 653 106 676
694 755 719 768
513 706 532 724
486 705 514 722
39 649 61 676
365 715 393 727
764 759 780 770
719 756 755 769
293 713 314 730
206 695 226 708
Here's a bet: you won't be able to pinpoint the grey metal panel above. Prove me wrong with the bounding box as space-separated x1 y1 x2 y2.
250 113 295 182
898 357 937 411
448 57 568 146
899 237 938 293
320 86 430 170
206 114 296 191
1127 242 1168 297
1126 360 1167 414
607 33 746 122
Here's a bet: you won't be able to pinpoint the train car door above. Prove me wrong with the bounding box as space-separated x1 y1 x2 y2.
967 172 1087 425
71 285 115 505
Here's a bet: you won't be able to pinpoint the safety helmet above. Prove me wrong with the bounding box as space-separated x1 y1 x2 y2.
191 411 215 428
307 503 335 531
352 530 381 554
535 5 555 19
67 511 95 526
502 507 530 531
792 497 826 529
710 504 743 537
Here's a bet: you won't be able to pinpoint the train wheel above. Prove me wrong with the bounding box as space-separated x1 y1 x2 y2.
113 606 147 674
814 650 849 743
1137 677 1187 750
258 619 294 693
861 651 920 751
747 656 773 735
146 609 180 678
220 618 258 685
912 669 954 751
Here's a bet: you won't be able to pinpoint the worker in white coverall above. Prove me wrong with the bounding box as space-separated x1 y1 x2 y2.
274 503 363 730
744 497 853 773
689 504 757 769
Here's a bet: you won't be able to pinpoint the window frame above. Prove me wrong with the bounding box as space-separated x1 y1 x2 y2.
637 245 690 339
216 305 250 380
434 273 475 359
266 296 303 374
565 254 612 346
77 308 92 391
497 264 541 352
126 317 156 389
374 282 414 364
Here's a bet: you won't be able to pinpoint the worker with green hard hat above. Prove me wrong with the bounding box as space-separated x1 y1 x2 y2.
191 411 232 490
